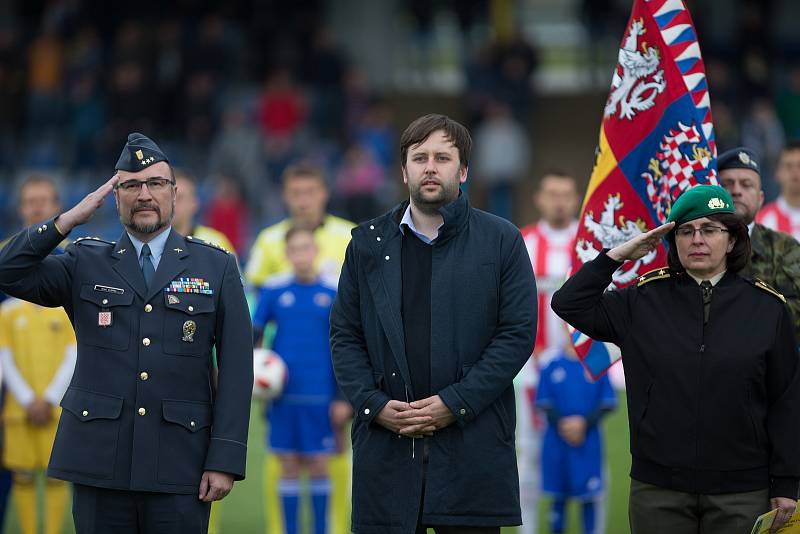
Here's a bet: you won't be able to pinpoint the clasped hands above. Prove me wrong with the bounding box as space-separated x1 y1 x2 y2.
375 395 456 438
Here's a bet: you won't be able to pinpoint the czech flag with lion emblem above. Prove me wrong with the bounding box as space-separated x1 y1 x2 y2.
570 0 718 378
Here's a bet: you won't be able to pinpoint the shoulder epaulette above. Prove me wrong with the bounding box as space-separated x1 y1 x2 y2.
185 235 230 254
74 236 115 246
637 268 672 286
751 278 787 303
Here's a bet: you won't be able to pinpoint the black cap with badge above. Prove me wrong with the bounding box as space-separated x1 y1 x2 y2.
717 147 760 175
115 132 170 172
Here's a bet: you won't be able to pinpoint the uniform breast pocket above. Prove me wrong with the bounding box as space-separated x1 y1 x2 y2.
157 399 212 485
162 293 216 357
77 284 133 351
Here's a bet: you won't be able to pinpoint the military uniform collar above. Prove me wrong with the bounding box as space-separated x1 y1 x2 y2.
687 270 727 287
127 227 172 268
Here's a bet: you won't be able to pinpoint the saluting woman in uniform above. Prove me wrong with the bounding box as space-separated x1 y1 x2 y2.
552 185 800 534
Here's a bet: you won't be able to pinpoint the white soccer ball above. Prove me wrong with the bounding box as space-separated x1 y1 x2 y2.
253 348 288 401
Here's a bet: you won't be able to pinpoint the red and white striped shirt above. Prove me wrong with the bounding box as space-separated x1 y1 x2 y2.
520 220 578 354
756 196 800 241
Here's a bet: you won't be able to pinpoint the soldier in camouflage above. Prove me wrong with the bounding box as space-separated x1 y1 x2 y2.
718 146 800 338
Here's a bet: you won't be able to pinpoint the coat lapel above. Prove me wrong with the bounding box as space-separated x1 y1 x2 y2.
364 226 414 397
146 230 190 302
111 234 147 300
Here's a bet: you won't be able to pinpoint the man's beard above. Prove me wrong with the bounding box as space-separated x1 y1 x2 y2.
122 203 172 235
409 175 460 215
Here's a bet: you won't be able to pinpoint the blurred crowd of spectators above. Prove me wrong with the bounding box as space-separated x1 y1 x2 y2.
2 0 800 256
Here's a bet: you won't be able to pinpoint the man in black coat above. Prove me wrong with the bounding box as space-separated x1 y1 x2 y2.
0 133 253 533
330 114 537 534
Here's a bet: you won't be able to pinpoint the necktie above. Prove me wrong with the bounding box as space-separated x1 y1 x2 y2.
701 280 712 325
141 244 155 290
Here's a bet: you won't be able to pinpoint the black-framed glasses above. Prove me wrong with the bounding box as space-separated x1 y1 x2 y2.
115 177 175 193
675 225 729 239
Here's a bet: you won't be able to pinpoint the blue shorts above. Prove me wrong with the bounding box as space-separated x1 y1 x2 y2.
267 400 335 455
541 426 605 499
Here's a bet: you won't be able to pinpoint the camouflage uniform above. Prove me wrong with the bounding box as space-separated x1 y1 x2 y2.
741 223 800 339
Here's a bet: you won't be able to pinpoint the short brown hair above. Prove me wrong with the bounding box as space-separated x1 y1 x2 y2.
538 169 576 190
173 167 195 184
282 162 326 187
18 174 60 203
666 212 751 274
284 225 315 243
400 114 472 169
779 140 800 161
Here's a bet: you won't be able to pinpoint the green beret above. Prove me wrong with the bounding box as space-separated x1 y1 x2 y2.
115 132 169 172
666 184 735 225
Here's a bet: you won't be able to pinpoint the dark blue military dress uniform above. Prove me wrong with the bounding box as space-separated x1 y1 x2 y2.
0 134 253 533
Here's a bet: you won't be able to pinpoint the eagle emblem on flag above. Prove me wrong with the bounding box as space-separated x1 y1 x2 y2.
569 0 718 378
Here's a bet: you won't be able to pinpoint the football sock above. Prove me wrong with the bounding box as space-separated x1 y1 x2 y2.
12 472 36 534
310 477 331 534
279 478 301 534
43 478 68 534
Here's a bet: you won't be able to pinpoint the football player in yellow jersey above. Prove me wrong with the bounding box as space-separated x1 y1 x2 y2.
246 163 354 285
246 163 354 534
0 175 75 534
173 169 236 254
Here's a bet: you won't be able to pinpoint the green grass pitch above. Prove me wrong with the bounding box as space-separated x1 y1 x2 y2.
3 392 631 534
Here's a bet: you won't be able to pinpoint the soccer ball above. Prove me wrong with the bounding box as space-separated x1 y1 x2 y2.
252 348 288 401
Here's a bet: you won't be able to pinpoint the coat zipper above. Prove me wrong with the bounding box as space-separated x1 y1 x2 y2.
405 384 415 459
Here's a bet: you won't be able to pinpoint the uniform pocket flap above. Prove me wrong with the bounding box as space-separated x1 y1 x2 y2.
61 388 124 421
162 400 212 432
163 293 215 315
80 284 134 307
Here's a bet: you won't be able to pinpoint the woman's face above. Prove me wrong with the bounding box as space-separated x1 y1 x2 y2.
674 217 735 279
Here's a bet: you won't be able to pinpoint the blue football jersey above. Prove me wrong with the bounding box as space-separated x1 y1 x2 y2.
253 274 337 400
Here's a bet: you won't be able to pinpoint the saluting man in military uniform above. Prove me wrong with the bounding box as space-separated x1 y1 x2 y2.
718 146 800 339
0 133 253 534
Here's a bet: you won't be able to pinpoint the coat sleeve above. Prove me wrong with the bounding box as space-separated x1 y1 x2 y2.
438 231 536 427
765 303 800 499
550 250 631 345
205 252 253 480
0 219 73 308
330 240 390 424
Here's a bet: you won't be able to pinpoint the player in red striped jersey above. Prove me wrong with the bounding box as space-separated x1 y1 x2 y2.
517 171 580 534
756 141 800 240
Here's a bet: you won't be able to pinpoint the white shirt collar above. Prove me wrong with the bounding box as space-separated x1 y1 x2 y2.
398 204 442 245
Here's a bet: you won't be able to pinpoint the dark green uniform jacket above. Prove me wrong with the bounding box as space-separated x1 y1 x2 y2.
552 251 800 499
0 220 253 494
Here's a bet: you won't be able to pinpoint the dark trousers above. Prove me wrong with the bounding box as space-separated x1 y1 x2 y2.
72 484 211 534
629 478 769 534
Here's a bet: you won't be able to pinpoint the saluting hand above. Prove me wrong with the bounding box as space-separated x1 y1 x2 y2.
55 175 119 234
607 222 675 263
